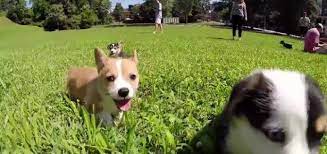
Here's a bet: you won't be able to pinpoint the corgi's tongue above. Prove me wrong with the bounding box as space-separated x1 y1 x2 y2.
116 99 131 111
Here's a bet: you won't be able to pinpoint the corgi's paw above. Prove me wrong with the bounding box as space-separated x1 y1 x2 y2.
113 111 124 126
96 111 113 126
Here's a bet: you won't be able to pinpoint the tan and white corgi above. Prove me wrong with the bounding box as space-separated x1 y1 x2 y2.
67 48 139 126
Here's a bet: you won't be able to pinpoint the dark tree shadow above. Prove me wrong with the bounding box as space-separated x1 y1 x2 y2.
104 23 154 28
177 113 228 154
207 37 233 41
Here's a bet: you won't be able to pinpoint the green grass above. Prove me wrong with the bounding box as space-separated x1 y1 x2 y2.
0 17 327 153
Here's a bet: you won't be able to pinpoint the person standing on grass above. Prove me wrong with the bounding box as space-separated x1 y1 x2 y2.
230 0 247 40
153 0 163 34
304 23 327 54
299 12 311 37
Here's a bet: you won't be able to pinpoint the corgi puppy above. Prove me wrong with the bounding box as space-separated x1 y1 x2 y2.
67 48 139 126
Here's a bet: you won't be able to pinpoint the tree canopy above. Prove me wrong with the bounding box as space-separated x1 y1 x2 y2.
212 0 320 34
2 0 111 31
0 0 321 34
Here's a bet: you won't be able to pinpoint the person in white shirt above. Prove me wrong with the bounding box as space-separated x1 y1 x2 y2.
153 0 163 34
299 12 311 36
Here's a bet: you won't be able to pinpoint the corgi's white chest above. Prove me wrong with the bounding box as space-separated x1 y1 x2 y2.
101 95 118 114
97 95 124 126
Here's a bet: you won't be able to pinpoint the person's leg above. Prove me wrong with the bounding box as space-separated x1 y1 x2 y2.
238 16 243 39
153 24 157 33
154 15 159 33
304 27 309 36
232 15 237 39
316 46 327 54
159 23 163 32
301 27 307 37
300 26 305 36
157 18 162 32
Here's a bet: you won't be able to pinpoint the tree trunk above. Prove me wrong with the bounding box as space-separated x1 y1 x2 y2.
185 14 188 23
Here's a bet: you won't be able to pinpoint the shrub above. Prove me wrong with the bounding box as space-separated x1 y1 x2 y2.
0 11 5 17
67 15 81 29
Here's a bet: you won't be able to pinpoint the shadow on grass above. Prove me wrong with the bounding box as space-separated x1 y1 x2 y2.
207 37 233 41
104 23 154 28
177 113 228 154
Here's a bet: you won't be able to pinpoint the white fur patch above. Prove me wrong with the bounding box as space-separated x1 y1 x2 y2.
110 59 134 100
110 48 118 54
227 70 310 154
262 70 309 154
227 117 283 154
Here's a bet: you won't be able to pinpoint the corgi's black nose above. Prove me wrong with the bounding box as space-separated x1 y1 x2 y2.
118 88 129 97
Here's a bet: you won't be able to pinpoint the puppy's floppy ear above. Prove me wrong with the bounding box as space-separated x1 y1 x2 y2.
246 72 271 91
94 48 107 70
316 115 327 133
131 49 138 64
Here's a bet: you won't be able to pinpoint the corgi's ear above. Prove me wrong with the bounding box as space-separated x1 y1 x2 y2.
316 115 327 133
118 41 123 48
94 48 107 70
131 49 138 64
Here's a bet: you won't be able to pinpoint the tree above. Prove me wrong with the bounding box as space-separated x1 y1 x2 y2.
235 0 319 33
0 0 11 11
6 0 112 29
175 0 194 23
43 4 67 31
211 1 231 22
139 0 156 22
80 4 98 29
75 0 88 9
305 0 319 22
192 0 210 20
112 3 124 22
67 14 81 29
94 0 112 24
6 0 33 25
32 0 49 22
271 0 308 33
161 0 174 17
130 4 142 23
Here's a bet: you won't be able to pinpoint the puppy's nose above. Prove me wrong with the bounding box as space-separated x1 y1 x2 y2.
118 88 129 97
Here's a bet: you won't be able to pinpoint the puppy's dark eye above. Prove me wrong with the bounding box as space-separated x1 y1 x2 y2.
265 128 285 143
130 74 137 80
106 75 115 82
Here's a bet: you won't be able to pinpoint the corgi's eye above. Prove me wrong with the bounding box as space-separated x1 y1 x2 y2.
106 75 115 82
130 74 137 80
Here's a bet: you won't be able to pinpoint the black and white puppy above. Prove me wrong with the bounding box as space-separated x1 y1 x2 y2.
213 70 327 154
107 42 125 57
280 40 293 49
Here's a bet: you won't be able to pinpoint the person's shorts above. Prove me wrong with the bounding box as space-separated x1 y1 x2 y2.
155 17 162 24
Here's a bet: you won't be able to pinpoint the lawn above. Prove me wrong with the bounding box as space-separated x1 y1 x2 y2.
0 17 327 153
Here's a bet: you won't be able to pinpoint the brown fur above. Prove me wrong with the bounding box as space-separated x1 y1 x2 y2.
316 115 327 133
67 48 138 115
